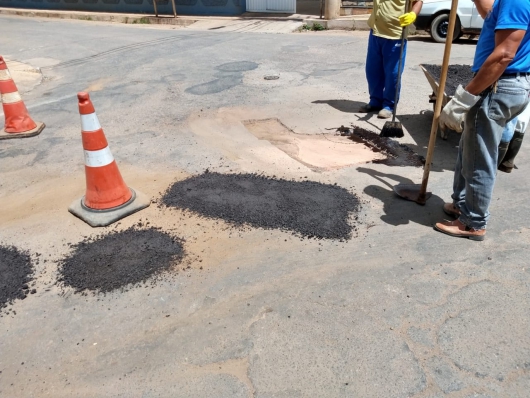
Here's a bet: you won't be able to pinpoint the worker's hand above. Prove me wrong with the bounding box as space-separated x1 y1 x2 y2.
439 85 481 133
398 12 417 27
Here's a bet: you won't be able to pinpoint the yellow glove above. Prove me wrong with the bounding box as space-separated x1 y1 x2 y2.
399 12 417 27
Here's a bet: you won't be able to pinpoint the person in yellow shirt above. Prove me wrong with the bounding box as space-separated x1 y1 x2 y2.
359 0 423 119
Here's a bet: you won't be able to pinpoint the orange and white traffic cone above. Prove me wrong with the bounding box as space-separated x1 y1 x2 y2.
68 92 149 227
0 56 45 140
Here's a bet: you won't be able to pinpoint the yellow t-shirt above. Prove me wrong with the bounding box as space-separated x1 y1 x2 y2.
368 0 413 40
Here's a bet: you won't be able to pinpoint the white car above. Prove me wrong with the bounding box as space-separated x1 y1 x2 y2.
414 0 484 43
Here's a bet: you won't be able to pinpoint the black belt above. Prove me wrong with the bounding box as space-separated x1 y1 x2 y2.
502 72 530 77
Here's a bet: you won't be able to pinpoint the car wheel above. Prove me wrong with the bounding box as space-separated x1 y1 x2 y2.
430 13 462 43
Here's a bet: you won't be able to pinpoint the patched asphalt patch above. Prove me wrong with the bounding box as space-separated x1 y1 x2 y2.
162 172 361 240
337 125 424 167
422 64 474 97
58 227 185 294
0 245 35 312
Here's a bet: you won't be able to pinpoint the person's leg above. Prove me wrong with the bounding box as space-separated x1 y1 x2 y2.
365 31 385 109
381 38 407 111
498 118 515 167
458 77 530 229
501 118 517 144
499 100 530 172
499 131 525 172
451 131 467 209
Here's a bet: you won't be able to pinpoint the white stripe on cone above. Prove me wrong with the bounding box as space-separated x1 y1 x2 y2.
0 69 11 81
81 113 102 132
1 91 22 104
84 146 114 167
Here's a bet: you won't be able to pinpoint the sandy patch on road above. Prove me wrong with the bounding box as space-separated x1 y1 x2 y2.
4 59 43 94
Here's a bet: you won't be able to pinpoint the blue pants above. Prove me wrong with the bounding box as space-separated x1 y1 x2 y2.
365 30 407 111
452 75 530 229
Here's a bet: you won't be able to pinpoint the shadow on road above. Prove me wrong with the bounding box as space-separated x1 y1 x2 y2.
312 99 366 114
357 166 446 227
398 111 461 173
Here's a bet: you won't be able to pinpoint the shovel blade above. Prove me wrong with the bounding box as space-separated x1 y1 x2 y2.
393 183 432 205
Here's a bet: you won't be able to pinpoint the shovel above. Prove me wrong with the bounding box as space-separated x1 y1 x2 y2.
393 0 460 204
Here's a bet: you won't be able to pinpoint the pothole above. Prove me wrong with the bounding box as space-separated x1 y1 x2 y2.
58 227 185 294
243 118 386 171
0 245 36 314
162 171 362 240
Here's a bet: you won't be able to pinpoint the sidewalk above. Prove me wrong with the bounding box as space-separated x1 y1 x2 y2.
0 7 371 33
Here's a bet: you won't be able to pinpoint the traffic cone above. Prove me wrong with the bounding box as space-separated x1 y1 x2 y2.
68 92 150 227
0 56 45 140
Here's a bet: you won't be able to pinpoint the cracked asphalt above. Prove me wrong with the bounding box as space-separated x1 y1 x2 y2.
0 15 529 398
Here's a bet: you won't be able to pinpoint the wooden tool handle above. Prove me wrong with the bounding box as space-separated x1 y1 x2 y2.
418 0 460 203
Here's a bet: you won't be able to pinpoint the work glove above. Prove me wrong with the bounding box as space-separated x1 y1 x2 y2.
439 85 481 133
398 12 416 27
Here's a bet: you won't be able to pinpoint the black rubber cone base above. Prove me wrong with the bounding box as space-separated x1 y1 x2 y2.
68 188 150 227
0 122 45 140
393 184 432 205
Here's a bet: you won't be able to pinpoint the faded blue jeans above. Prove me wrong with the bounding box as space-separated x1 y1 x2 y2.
452 74 530 229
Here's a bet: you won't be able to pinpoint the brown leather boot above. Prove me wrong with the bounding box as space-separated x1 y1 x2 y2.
434 219 486 241
442 202 461 218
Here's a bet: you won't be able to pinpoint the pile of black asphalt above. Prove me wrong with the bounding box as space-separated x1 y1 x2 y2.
0 245 35 312
58 227 185 294
162 172 361 240
422 64 474 97
344 126 425 167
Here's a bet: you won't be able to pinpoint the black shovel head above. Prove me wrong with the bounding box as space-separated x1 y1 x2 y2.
380 121 404 138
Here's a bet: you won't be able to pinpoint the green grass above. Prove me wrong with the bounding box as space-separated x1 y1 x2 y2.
300 23 326 32
132 17 151 24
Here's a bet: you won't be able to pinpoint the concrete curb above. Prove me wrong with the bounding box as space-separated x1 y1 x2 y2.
0 7 197 26
0 7 374 31
302 17 370 31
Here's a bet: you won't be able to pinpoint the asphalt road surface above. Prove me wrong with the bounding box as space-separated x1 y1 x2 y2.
1 15 529 397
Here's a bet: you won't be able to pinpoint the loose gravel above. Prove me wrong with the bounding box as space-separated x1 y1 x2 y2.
58 227 185 294
422 64 474 97
338 125 424 167
162 172 361 240
0 245 35 311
